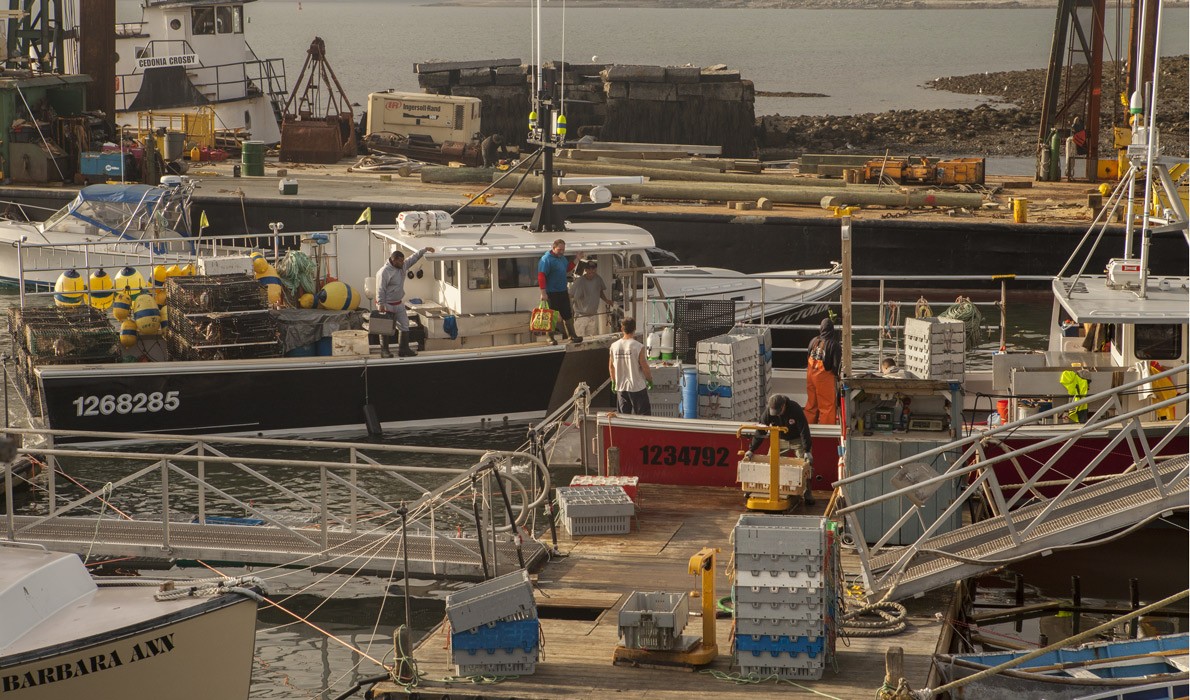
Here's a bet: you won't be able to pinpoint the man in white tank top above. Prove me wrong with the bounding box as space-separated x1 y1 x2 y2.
608 317 653 415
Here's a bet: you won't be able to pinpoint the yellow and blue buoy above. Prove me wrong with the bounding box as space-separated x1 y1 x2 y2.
132 294 161 335
54 269 85 307
316 281 359 310
88 268 115 309
255 262 283 307
119 319 138 348
111 289 133 321
298 292 314 309
152 264 169 288
113 266 147 298
159 305 169 332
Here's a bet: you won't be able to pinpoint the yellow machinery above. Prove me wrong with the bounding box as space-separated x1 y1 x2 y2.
137 108 216 150
736 423 793 512
612 547 719 669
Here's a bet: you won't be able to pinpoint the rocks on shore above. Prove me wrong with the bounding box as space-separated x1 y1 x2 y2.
758 55 1188 159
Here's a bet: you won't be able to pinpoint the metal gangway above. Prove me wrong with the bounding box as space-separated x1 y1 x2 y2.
2 428 558 580
836 363 1189 602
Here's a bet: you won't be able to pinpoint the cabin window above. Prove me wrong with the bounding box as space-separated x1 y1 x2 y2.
437 260 456 288
466 259 491 291
1135 324 1183 360
192 7 215 35
135 46 148 59
496 256 538 289
216 6 241 34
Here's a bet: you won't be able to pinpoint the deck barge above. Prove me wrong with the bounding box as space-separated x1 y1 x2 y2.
372 484 951 699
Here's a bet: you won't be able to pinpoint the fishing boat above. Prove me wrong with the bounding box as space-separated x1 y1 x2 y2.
107 0 287 144
932 633 1189 700
6 87 836 443
0 543 259 699
0 181 195 288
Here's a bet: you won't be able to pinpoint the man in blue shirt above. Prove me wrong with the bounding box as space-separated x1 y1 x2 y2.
538 239 582 344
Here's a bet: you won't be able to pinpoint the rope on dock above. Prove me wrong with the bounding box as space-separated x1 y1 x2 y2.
699 669 846 698
841 600 909 637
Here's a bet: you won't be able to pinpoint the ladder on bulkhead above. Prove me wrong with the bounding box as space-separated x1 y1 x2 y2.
836 363 1189 602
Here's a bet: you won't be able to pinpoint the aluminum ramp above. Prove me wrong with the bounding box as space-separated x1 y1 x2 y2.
861 455 1188 601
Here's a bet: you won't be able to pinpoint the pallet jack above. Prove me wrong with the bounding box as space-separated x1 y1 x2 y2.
735 424 797 512
612 547 720 670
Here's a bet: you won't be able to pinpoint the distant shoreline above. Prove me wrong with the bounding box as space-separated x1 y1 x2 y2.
424 0 1187 8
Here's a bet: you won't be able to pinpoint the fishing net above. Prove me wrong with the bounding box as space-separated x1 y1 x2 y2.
276 250 316 298
939 297 983 348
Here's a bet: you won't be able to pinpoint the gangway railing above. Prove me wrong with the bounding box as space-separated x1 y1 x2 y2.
835 363 1189 602
2 428 552 580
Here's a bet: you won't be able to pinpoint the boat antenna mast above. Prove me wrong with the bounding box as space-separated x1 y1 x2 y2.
526 2 607 232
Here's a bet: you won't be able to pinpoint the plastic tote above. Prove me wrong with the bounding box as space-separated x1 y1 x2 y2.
529 301 558 334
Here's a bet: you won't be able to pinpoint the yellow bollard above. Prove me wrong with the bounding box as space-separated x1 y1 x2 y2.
1012 197 1028 223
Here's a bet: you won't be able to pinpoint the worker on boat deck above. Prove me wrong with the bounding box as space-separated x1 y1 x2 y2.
609 317 653 415
376 246 434 357
744 394 815 506
538 239 583 344
805 317 841 424
481 133 509 168
1064 115 1087 181
880 358 917 379
570 259 612 338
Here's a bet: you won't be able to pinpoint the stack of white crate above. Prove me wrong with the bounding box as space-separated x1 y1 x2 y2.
736 456 806 496
731 514 839 680
729 326 773 419
647 361 684 418
695 333 762 420
556 485 635 535
446 569 540 676
904 317 966 381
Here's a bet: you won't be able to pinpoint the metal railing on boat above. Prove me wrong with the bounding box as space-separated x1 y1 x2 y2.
835 362 1189 602
1 428 554 580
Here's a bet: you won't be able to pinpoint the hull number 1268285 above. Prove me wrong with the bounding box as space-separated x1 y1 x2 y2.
72 391 180 416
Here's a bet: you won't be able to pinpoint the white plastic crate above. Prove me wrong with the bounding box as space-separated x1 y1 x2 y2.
445 569 536 633
736 663 825 680
564 514 632 535
618 591 690 650
904 317 966 380
737 457 805 494
570 475 638 501
648 362 683 388
652 403 682 419
556 486 635 519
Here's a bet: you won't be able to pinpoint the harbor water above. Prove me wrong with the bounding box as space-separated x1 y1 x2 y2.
114 2 1190 120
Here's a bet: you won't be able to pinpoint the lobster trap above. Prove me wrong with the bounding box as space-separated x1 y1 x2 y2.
165 274 280 360
8 306 119 364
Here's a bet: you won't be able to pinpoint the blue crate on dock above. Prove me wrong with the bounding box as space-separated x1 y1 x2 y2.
734 634 825 657
451 618 539 654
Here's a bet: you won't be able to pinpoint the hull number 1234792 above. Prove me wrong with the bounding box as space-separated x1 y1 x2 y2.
638 445 730 468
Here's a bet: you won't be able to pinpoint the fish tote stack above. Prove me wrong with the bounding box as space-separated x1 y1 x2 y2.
731 514 840 680
618 591 690 651
555 485 635 535
696 333 762 420
729 325 773 418
648 361 683 418
904 317 965 381
446 569 540 676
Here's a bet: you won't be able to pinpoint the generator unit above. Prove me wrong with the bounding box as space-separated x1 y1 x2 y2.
365 92 481 145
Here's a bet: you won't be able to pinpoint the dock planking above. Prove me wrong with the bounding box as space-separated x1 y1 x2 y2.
375 484 948 699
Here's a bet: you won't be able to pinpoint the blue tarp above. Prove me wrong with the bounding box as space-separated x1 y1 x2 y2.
73 184 166 206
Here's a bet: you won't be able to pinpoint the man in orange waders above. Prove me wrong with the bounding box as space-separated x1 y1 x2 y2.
805 317 841 424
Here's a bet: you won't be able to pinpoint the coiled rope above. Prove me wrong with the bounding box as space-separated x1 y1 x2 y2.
939 296 983 348
276 250 316 298
152 575 267 602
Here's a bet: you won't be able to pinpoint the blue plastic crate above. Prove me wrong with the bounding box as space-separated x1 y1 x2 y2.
451 618 539 654
698 383 733 397
733 634 825 657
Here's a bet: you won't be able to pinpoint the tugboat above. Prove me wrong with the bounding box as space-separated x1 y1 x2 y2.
111 0 287 144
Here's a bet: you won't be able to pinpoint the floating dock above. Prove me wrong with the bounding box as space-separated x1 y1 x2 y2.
372 484 949 699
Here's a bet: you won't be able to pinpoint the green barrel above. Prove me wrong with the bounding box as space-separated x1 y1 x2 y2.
241 140 265 177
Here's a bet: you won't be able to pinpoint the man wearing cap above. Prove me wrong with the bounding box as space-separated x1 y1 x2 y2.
570 258 612 338
744 394 815 505
376 246 435 357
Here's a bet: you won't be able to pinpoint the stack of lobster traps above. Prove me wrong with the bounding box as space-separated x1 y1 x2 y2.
165 274 281 361
7 306 119 408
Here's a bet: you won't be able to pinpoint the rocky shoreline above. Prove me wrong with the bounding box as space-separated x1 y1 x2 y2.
757 55 1189 159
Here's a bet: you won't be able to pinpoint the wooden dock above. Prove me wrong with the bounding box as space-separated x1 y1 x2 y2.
373 484 951 699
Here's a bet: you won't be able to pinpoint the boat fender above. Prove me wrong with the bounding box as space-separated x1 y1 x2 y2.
133 294 161 335
119 319 138 348
87 268 114 309
114 266 147 299
443 315 458 340
363 404 382 436
316 281 360 311
111 290 133 321
53 269 85 307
